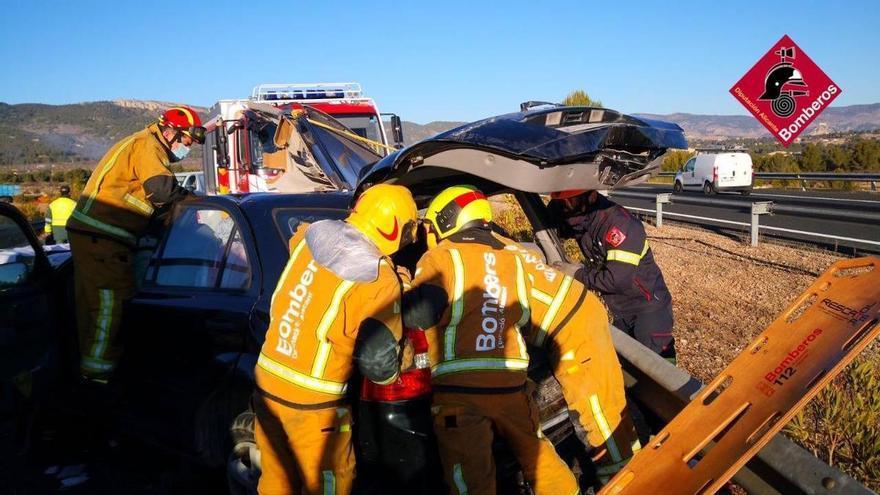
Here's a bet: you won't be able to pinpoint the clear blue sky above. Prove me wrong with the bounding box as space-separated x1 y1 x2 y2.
1 0 878 123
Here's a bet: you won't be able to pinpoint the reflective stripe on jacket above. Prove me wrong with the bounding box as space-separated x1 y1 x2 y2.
411 229 532 390
255 224 404 405
67 124 186 245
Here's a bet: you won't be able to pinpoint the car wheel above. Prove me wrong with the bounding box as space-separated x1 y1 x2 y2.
227 410 259 495
673 181 683 194
703 181 715 195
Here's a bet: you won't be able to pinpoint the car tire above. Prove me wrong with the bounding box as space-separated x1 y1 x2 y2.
673 181 683 194
703 181 715 195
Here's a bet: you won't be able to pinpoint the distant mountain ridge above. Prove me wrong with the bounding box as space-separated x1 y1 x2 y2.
1 100 878 166
636 103 880 141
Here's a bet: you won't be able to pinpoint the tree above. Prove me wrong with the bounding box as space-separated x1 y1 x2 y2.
562 90 602 107
823 145 850 171
799 143 824 172
851 138 880 171
662 150 693 172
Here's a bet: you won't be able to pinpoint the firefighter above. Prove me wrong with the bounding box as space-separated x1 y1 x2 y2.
67 106 204 382
253 184 418 495
549 190 676 362
44 185 75 244
504 242 641 484
403 185 579 495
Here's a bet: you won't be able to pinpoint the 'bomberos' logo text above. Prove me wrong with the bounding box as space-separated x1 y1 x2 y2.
730 35 841 147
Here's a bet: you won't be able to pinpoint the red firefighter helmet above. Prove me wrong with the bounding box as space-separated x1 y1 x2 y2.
159 106 206 144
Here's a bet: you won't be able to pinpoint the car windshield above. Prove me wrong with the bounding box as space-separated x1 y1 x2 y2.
334 114 385 147
273 207 348 245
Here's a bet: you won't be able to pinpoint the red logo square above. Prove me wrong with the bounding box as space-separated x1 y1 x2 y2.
730 35 841 147
605 226 626 248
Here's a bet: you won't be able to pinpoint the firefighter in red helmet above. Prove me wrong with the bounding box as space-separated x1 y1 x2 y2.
67 106 205 382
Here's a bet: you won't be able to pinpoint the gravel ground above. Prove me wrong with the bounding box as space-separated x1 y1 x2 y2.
643 222 847 382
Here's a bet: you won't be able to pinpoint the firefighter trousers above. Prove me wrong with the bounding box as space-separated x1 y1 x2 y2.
613 306 676 361
254 394 354 495
550 324 641 480
69 232 134 380
432 389 579 495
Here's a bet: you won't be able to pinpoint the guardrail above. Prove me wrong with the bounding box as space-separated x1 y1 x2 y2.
611 190 880 250
657 171 880 190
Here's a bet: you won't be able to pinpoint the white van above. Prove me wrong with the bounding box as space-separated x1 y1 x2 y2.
674 152 753 195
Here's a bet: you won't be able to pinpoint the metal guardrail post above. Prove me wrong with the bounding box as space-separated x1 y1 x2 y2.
751 202 773 247
655 193 672 228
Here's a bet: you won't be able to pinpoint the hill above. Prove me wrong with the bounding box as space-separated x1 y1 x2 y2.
635 103 880 141
0 101 207 166
2 100 878 166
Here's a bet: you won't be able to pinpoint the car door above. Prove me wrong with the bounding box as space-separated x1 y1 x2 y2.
0 204 57 381
682 157 697 186
119 201 260 452
0 204 65 456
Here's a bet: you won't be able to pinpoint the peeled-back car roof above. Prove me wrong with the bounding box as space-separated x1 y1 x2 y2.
357 106 687 199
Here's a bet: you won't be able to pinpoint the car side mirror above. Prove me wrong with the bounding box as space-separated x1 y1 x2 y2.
0 261 29 287
390 115 404 149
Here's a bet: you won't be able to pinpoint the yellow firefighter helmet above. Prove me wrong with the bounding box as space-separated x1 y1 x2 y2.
347 184 418 256
424 185 492 248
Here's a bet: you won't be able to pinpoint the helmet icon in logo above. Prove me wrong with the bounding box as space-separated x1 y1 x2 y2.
759 46 809 118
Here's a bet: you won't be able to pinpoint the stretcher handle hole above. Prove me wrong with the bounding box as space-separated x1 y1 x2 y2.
842 318 879 353
683 403 751 468
652 431 670 449
804 368 828 392
702 375 733 406
785 294 817 324
695 478 716 495
747 411 781 446
603 470 635 494
749 336 769 355
832 263 874 278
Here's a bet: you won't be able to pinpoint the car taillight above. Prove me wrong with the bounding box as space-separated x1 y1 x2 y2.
713 165 718 183
361 328 432 402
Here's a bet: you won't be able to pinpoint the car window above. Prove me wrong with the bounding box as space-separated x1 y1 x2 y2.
684 158 696 172
0 213 36 288
220 229 251 290
150 207 251 290
273 208 348 245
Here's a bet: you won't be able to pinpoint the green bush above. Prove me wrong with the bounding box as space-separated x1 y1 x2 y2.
785 352 880 491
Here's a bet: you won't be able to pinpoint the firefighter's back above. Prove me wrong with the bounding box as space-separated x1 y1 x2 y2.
417 230 532 391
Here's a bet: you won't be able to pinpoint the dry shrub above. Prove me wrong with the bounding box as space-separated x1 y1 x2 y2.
492 194 533 242
785 350 880 491
12 200 44 222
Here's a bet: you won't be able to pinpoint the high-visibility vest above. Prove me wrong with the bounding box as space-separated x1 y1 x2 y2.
255 225 404 405
45 197 76 234
414 232 533 390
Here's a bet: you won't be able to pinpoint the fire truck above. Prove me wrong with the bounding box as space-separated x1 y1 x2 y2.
201 82 404 194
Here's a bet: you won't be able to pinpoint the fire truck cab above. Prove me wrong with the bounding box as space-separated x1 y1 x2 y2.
202 82 403 194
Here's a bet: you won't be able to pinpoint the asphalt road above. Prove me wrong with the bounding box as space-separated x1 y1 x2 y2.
609 185 880 254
